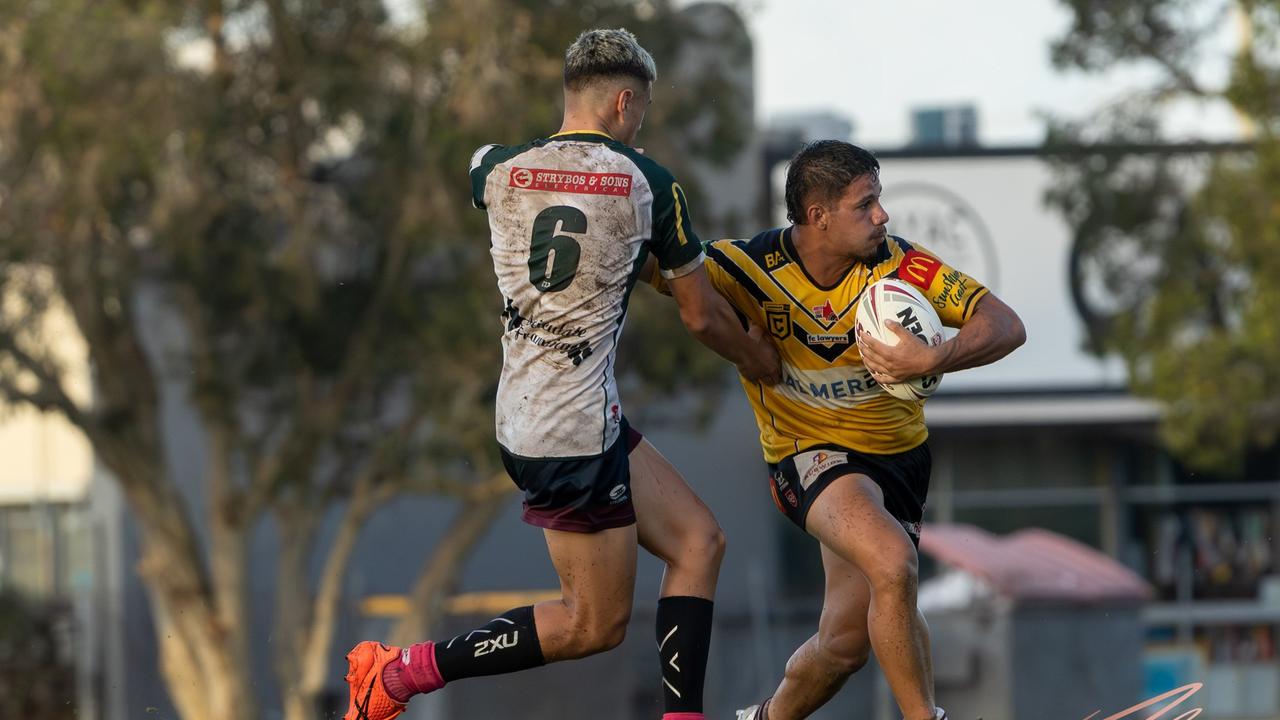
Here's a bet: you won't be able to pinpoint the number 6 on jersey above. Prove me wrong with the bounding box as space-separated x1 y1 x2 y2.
528 205 584 292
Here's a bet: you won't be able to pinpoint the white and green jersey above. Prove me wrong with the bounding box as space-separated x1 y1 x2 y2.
470 131 705 459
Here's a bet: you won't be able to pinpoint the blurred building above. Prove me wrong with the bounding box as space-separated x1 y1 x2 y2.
917 524 1151 720
0 280 98 718
867 141 1280 719
767 110 856 145
909 105 979 149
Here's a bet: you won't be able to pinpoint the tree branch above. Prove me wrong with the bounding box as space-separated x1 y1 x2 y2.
297 464 387 695
390 475 513 646
0 365 88 429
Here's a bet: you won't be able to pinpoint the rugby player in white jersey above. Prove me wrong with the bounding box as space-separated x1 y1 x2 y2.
342 28 781 720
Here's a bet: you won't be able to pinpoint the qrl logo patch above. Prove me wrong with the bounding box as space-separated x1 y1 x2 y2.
764 302 792 340
898 250 942 291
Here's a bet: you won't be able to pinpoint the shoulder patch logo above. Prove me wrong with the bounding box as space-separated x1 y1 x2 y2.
764 302 791 340
899 250 942 290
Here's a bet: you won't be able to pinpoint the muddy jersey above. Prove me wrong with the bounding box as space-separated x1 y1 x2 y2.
652 229 988 461
470 131 704 458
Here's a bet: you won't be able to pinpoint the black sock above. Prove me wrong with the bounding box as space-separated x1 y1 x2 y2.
433 605 546 682
655 595 714 714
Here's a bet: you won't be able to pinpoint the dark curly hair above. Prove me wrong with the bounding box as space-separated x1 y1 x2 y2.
784 140 880 224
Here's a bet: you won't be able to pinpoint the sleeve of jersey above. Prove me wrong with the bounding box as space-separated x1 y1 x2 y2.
702 241 760 323
895 244 990 326
644 242 753 321
644 256 673 295
468 143 501 210
650 176 705 280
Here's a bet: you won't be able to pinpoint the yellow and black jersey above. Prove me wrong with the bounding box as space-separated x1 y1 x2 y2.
668 227 989 462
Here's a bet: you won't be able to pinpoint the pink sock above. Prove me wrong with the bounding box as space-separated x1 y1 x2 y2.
381 641 446 703
662 714 705 720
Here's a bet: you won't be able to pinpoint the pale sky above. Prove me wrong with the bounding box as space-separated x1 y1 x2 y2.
731 0 1245 147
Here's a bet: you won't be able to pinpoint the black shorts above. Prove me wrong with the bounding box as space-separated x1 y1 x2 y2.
500 419 645 533
768 442 932 546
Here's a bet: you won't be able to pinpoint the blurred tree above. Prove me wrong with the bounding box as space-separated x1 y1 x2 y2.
0 1 750 719
1046 0 1280 472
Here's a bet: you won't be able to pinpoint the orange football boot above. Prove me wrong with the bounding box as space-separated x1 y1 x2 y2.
344 641 407 720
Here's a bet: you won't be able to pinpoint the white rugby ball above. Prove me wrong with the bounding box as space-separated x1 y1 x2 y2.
855 278 945 401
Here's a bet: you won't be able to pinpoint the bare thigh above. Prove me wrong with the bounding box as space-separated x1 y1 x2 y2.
805 473 918 587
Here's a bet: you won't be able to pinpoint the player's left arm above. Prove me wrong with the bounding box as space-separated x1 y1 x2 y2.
859 292 1025 383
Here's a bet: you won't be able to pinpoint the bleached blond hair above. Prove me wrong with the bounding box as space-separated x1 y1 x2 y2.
563 28 657 92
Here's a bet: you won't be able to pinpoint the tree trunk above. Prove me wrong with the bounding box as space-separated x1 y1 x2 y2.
276 477 394 720
275 509 321 720
97 431 259 720
139 536 261 720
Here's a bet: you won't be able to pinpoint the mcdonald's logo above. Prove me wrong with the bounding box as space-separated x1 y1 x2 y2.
899 250 942 290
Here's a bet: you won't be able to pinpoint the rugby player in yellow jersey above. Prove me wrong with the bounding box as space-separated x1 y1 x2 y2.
650 140 1024 720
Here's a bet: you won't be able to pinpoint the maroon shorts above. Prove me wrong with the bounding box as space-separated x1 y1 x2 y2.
500 420 645 533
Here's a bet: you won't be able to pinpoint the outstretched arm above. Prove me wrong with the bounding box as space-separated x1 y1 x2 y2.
857 293 1025 384
666 265 782 385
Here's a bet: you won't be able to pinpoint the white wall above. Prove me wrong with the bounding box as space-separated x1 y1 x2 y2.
879 155 1130 391
774 153 1130 392
0 273 94 505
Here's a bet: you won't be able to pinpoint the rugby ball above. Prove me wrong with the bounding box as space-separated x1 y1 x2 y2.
855 279 945 401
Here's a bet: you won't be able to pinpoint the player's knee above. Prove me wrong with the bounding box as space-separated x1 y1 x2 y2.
584 611 630 653
865 547 919 598
817 631 871 676
570 606 631 654
697 520 727 568
666 515 726 573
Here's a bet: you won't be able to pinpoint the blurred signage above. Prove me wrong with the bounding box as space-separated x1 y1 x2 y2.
885 181 998 294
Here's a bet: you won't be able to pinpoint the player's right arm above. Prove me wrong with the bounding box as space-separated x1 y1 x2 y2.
666 266 781 384
638 161 780 385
